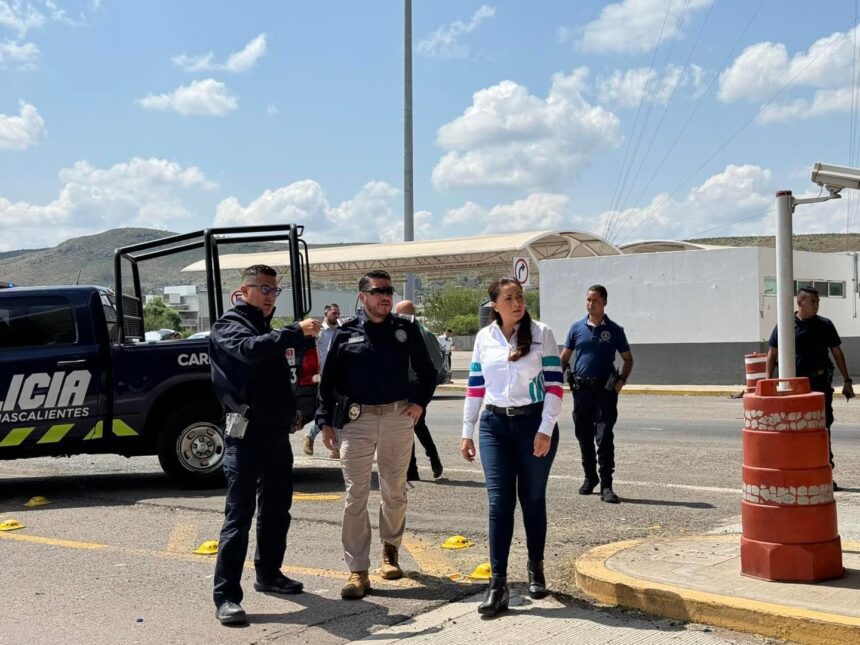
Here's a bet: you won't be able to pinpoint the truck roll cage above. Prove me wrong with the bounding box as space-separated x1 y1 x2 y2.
113 224 311 343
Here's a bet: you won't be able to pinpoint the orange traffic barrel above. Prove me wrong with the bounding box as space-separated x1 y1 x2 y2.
743 352 768 392
741 378 843 581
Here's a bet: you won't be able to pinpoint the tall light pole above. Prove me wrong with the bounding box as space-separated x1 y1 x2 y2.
403 0 415 300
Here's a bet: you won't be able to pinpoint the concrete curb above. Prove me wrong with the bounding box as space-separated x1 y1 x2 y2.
574 536 860 645
435 384 745 397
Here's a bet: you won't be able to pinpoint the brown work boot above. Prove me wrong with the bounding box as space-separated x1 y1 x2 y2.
380 543 403 580
341 571 370 599
302 435 314 456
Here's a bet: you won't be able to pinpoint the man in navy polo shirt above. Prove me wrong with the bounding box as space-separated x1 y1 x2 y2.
560 285 633 504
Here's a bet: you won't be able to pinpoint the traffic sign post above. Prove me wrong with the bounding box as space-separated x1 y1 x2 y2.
513 256 530 287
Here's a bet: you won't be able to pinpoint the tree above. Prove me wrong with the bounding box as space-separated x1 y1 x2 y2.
423 285 540 333
144 297 182 331
423 287 485 333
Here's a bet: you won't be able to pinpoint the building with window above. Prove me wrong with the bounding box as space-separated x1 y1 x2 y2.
541 247 859 384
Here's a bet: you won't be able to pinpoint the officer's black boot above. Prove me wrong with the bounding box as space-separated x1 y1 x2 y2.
527 560 548 599
477 576 509 616
428 447 443 479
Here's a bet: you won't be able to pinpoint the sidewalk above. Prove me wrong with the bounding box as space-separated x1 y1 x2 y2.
575 502 860 645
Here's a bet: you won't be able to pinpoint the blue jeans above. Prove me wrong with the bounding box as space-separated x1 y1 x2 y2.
213 429 294 607
479 407 559 578
306 421 340 442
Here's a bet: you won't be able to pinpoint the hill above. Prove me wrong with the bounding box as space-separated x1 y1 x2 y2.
4 229 860 294
688 233 860 253
0 228 289 293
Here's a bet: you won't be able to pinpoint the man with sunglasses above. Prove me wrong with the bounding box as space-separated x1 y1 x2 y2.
317 269 437 599
209 264 322 625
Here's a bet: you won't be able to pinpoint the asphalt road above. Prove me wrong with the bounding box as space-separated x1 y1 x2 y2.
2 394 857 644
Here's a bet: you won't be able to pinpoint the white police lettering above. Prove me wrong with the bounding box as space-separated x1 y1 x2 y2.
347 336 365 344
0 370 92 423
178 353 209 367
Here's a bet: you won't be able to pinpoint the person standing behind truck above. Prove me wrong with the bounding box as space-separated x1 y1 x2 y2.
303 303 342 459
209 264 321 626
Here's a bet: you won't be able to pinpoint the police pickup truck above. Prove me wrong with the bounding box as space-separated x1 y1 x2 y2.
0 225 318 487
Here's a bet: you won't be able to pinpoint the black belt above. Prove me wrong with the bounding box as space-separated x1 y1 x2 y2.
485 402 543 417
573 376 601 387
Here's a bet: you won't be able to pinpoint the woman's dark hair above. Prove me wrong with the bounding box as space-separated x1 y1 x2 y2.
488 277 532 362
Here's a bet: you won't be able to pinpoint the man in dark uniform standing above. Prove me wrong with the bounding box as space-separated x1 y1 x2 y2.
560 285 633 505
317 270 437 599
209 264 321 625
766 286 854 489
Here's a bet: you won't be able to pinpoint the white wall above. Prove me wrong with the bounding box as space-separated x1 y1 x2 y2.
757 248 859 340
540 248 761 344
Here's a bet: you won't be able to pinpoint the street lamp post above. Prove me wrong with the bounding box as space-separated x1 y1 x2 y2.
403 0 415 301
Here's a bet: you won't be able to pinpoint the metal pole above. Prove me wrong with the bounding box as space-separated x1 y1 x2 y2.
403 0 415 301
775 190 796 379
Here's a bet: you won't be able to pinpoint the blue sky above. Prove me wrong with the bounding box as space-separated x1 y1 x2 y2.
2 0 860 252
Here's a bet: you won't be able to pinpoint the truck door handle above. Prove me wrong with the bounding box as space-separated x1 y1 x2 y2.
57 359 87 366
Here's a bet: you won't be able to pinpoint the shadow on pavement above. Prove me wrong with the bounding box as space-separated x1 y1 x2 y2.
0 465 349 511
244 582 473 641
617 497 715 509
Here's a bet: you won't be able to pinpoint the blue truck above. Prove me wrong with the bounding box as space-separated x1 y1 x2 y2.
0 225 318 487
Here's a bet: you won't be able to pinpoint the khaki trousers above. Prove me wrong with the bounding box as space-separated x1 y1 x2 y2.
339 402 414 572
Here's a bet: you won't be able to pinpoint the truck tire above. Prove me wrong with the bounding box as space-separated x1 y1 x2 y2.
157 404 225 488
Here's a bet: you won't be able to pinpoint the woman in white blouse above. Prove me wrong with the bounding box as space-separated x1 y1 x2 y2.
461 277 564 616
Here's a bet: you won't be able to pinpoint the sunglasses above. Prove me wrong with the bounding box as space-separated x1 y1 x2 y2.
363 286 395 296
246 284 283 296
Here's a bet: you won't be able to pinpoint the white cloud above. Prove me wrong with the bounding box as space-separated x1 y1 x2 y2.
417 5 494 59
173 33 267 73
0 101 46 150
215 180 406 243
718 25 860 123
596 65 688 107
442 193 574 234
0 157 216 251
0 39 39 68
432 68 621 191
0 1 46 36
266 103 279 116
595 164 775 241
580 0 712 54
136 79 238 116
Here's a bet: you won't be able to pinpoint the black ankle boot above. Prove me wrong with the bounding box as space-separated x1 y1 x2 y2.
477 576 509 616
527 560 548 599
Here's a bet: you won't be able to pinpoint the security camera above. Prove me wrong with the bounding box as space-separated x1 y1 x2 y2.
811 162 860 193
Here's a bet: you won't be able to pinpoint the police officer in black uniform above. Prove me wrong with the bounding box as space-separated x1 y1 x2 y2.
209 264 321 625
766 286 854 490
316 269 437 599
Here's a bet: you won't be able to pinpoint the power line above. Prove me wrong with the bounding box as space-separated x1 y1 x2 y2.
618 7 846 244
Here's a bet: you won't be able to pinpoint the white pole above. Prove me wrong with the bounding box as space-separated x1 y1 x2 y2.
775 190 795 379
403 0 415 301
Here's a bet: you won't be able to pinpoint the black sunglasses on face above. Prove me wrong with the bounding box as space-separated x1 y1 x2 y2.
246 284 283 296
363 286 394 296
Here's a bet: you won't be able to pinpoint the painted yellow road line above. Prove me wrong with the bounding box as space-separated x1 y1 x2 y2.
293 492 342 502
0 532 108 551
165 518 199 554
575 537 860 645
0 528 442 588
401 534 464 580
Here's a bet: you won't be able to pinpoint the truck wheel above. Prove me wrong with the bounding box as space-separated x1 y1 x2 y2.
157 405 225 488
